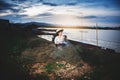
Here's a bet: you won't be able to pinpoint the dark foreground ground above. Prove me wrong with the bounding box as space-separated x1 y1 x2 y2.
0 29 120 80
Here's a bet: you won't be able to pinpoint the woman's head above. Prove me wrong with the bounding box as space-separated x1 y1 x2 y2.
56 29 64 36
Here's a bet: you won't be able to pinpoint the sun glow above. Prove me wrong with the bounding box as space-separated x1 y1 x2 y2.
53 14 82 26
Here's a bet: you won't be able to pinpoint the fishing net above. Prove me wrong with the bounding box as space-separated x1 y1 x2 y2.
50 41 81 65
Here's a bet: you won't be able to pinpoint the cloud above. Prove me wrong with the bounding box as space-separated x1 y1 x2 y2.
84 16 98 19
41 2 58 6
40 0 78 6
0 0 15 11
96 16 120 23
81 15 120 27
38 13 53 16
0 10 13 16
73 0 120 10
18 3 53 17
0 14 27 22
67 3 77 6
0 0 23 15
79 15 106 19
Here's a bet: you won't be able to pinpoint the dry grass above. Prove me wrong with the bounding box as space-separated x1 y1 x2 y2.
20 37 94 80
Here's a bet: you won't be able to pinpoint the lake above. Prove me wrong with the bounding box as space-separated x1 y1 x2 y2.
37 27 120 53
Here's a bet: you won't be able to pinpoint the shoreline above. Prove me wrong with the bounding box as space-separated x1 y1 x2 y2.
37 33 118 53
40 34 119 53
36 27 119 53
37 28 120 53
69 39 118 54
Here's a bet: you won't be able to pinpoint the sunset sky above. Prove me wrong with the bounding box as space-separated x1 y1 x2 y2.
0 0 120 27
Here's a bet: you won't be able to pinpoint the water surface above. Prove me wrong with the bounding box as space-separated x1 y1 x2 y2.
38 28 120 53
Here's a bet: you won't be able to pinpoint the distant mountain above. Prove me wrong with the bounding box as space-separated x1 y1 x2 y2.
22 22 55 27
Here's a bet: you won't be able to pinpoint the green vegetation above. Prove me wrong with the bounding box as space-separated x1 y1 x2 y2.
45 62 57 73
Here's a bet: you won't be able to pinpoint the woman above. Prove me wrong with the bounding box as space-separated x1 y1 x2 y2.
54 29 66 48
51 29 81 64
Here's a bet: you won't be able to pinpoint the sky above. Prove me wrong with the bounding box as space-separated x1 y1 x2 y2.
0 0 120 27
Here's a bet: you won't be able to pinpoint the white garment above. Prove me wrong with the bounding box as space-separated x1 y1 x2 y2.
62 41 68 45
54 36 64 44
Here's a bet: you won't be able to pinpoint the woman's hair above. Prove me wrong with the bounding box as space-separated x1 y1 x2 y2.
52 30 63 43
52 32 59 43
52 33 57 43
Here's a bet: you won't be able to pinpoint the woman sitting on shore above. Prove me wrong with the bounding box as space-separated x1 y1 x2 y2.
51 29 81 64
54 29 68 49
